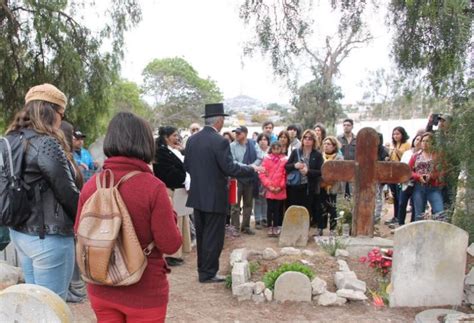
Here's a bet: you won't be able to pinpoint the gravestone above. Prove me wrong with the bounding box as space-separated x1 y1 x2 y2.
390 221 468 307
322 127 411 236
0 284 72 322
279 206 309 247
273 271 312 302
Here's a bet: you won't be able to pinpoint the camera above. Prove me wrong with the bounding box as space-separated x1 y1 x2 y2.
432 113 440 126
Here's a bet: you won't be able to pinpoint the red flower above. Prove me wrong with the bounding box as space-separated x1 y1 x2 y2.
359 256 367 263
386 249 393 257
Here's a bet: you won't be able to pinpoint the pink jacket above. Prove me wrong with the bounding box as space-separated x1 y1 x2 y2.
259 154 287 200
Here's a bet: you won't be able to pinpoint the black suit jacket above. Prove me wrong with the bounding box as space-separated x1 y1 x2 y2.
184 126 254 213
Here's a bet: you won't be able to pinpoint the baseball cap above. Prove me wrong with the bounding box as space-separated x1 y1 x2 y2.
73 130 86 139
232 126 248 134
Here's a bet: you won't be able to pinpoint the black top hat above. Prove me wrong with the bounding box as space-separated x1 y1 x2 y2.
201 103 229 118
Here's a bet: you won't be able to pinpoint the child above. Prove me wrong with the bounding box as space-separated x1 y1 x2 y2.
259 141 287 237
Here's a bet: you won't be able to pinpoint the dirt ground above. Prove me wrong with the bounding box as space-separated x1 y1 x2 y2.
70 204 472 322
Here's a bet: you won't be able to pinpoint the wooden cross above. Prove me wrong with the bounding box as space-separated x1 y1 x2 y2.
322 127 411 237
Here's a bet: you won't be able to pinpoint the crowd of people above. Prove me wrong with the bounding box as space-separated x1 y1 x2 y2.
1 82 455 322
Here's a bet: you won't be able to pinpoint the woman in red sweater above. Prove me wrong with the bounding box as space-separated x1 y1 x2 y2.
74 112 182 323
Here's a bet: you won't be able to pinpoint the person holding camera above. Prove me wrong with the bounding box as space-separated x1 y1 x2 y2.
409 132 446 222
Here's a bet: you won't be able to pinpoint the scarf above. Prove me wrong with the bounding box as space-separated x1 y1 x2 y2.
322 152 337 192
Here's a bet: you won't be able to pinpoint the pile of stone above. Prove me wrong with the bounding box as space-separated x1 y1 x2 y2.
0 260 23 290
464 243 474 306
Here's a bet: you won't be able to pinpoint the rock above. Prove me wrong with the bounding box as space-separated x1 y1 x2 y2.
232 261 250 287
254 281 266 295
317 291 338 306
465 267 474 285
335 296 347 306
444 313 474 323
274 272 312 302
345 236 393 258
336 289 368 301
467 243 474 257
334 271 357 288
311 277 327 295
335 249 349 257
0 284 73 322
344 278 366 293
232 282 255 301
302 249 315 257
390 221 468 307
280 247 301 256
0 262 22 290
252 293 266 304
262 248 279 260
465 290 474 304
264 288 273 302
230 248 248 266
248 249 263 257
414 309 464 323
279 205 310 247
337 259 350 272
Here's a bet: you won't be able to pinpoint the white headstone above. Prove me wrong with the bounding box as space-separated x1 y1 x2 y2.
0 284 72 322
279 206 309 247
390 221 468 307
274 271 312 302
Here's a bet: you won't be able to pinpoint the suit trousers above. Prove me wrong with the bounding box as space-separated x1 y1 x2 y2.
230 182 254 230
194 209 226 281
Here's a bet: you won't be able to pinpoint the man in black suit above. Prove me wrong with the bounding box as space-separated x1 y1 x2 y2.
184 103 263 283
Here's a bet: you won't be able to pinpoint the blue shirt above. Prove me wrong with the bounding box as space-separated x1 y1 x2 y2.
73 148 95 170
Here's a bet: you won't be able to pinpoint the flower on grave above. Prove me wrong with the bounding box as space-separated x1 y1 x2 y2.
360 247 393 277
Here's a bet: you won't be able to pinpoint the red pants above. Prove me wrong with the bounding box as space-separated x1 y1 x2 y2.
89 295 167 323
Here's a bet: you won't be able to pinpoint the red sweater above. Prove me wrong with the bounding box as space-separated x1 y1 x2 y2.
74 156 182 308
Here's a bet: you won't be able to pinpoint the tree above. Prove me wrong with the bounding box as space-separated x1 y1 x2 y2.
240 0 372 128
142 57 223 128
0 0 142 140
291 77 344 129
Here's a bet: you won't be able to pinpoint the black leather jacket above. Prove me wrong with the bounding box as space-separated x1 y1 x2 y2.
12 130 80 237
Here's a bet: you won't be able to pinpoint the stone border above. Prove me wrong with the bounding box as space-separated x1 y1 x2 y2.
229 247 368 305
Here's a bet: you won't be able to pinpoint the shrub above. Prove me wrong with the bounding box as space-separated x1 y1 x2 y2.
225 274 232 289
249 261 260 275
318 237 347 256
263 262 315 291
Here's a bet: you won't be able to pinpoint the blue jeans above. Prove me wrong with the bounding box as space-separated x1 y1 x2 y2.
9 229 75 300
412 183 444 221
398 185 415 225
253 196 267 222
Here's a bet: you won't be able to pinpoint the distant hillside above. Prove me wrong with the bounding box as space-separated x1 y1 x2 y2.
224 95 262 114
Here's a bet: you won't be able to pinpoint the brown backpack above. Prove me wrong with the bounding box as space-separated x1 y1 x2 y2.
76 170 154 286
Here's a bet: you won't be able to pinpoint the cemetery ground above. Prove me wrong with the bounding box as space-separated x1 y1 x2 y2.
70 207 474 322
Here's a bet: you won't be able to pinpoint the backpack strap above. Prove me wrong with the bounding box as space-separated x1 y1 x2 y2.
115 171 142 187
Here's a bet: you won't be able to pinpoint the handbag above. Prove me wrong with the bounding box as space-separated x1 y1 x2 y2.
286 149 302 186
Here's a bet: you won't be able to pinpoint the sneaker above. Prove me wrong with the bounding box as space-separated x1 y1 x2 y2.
274 227 281 236
262 219 268 227
267 228 274 237
242 227 255 235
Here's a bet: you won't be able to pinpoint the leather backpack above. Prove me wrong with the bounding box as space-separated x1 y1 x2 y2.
76 169 154 286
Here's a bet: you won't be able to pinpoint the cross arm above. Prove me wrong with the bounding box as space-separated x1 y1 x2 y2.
321 160 356 182
375 162 412 184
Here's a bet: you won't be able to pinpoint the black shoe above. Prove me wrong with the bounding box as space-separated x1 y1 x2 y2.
165 257 184 266
66 291 85 303
199 274 226 283
384 218 397 225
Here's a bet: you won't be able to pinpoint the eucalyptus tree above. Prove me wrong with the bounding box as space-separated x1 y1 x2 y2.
0 0 142 139
142 57 223 128
240 0 373 128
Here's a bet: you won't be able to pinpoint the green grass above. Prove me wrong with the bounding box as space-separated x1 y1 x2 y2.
263 262 315 291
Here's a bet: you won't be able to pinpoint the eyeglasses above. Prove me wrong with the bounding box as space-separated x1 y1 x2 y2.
56 110 65 120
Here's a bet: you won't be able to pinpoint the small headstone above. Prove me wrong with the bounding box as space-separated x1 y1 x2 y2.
254 281 265 295
0 262 22 290
414 309 464 323
262 248 278 260
337 259 350 272
232 282 255 301
279 206 309 247
336 289 368 301
230 248 248 266
335 249 349 257
390 221 468 307
0 284 72 322
231 261 250 287
280 247 301 256
467 243 474 257
311 277 327 295
264 288 273 302
274 272 312 302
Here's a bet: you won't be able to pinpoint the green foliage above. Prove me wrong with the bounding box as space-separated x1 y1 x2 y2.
291 77 344 129
262 262 315 291
0 1 142 140
225 274 232 289
318 237 347 257
142 57 223 128
249 261 260 275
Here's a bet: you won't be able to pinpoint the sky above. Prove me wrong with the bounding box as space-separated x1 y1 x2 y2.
119 0 393 105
